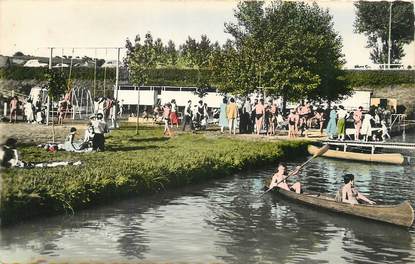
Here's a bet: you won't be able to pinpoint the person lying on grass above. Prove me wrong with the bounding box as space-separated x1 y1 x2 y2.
335 174 376 205
0 137 82 169
268 162 302 194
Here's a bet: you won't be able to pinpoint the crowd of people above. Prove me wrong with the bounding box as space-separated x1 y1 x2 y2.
2 90 401 143
2 95 48 124
134 96 399 142
325 104 395 142
0 92 124 127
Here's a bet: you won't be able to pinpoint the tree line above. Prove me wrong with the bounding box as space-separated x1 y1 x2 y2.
125 0 414 103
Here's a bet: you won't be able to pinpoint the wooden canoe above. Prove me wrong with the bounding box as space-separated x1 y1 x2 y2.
270 187 414 227
308 145 405 165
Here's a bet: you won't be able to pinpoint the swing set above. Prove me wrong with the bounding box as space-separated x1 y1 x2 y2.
41 47 122 124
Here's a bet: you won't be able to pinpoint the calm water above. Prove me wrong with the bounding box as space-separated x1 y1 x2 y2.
1 134 414 263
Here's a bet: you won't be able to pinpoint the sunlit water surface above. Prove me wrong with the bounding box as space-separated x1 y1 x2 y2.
1 133 414 263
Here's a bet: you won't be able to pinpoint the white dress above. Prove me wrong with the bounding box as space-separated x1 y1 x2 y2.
361 114 373 136
24 102 34 122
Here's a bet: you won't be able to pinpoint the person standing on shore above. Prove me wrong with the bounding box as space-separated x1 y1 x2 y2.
288 109 298 138
254 99 265 135
314 106 325 136
270 101 277 136
219 98 228 133
326 106 337 139
9 96 18 123
241 98 252 134
163 103 173 137
203 103 209 129
336 105 348 141
353 106 363 141
227 98 238 135
361 111 374 141
182 100 193 131
24 98 34 123
104 97 113 120
251 98 258 134
57 97 69 125
170 99 179 128
92 113 109 151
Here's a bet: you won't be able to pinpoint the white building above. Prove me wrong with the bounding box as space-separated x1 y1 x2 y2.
24 59 48 67
116 85 224 108
116 85 372 113
337 90 372 110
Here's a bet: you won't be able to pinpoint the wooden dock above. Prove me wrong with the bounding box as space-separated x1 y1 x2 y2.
322 140 415 153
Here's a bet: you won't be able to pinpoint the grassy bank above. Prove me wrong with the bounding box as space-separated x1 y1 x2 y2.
0 126 308 225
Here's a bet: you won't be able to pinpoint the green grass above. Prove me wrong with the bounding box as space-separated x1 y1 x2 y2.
0 126 308 225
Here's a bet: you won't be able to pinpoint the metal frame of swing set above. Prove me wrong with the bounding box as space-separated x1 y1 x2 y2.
44 46 122 124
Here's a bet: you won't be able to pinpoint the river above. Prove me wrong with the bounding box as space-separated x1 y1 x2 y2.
1 133 414 263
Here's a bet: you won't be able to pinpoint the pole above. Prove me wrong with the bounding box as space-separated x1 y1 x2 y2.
113 48 120 127
47 48 53 126
103 48 108 97
135 86 140 135
388 2 393 70
49 47 53 69
94 49 97 99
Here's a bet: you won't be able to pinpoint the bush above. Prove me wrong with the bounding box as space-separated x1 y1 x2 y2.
344 70 415 87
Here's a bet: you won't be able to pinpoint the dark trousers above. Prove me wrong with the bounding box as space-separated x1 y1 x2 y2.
92 133 105 151
240 112 252 134
250 112 256 133
182 115 194 131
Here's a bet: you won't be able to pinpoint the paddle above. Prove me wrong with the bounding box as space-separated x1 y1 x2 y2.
260 144 329 197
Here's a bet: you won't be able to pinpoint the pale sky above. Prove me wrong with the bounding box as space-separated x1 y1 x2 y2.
0 0 414 69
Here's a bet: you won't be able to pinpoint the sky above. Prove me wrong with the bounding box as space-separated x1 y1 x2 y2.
0 0 414 69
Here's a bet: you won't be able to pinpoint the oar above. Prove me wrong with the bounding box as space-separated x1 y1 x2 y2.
260 144 329 197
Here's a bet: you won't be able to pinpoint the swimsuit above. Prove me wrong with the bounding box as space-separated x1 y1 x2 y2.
256 113 263 120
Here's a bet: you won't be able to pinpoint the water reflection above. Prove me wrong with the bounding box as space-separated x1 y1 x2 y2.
275 198 413 264
1 137 415 263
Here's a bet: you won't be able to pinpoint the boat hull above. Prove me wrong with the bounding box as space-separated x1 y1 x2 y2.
308 145 404 165
271 188 414 227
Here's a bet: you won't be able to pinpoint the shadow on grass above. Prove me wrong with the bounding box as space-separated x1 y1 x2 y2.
107 145 165 152
128 137 170 143
117 125 160 131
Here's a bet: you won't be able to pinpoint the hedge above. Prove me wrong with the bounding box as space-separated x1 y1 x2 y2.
345 70 415 87
0 66 117 81
1 66 414 88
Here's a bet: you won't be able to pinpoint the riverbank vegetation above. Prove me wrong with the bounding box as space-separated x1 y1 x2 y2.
0 126 308 225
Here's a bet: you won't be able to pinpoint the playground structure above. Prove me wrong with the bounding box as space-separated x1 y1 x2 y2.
28 85 94 123
44 47 122 124
0 47 123 124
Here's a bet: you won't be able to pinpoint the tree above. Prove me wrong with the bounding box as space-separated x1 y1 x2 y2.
165 40 178 65
125 32 161 134
45 69 66 142
127 33 158 87
354 1 414 65
214 0 349 103
181 35 216 97
180 36 198 68
153 37 166 66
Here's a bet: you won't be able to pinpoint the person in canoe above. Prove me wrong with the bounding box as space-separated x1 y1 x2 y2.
269 163 302 194
336 174 376 205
